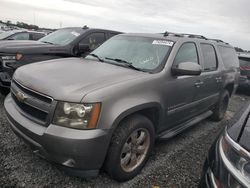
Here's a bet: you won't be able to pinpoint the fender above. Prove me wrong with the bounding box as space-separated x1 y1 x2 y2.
111 102 164 132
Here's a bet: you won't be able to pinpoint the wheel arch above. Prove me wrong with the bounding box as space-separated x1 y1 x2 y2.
111 102 164 133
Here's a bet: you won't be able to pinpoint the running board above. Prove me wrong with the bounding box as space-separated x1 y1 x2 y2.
159 110 213 140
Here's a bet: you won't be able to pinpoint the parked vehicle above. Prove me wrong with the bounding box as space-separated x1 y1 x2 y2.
4 32 239 181
0 30 45 41
0 26 121 91
200 103 250 188
238 53 250 93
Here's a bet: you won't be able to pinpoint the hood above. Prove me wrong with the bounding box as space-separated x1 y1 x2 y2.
0 40 68 54
14 58 146 102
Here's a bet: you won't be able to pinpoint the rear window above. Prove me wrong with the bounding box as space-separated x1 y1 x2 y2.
239 57 250 67
218 46 239 68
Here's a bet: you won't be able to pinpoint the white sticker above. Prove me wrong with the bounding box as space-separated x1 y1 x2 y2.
71 31 80 37
152 40 174 46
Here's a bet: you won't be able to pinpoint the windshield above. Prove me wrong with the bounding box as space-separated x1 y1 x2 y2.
86 35 173 71
0 30 17 39
39 28 83 45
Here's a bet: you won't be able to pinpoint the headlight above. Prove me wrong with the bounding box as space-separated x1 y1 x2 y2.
220 131 250 187
53 102 101 129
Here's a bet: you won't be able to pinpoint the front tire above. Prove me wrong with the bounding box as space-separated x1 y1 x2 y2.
105 114 155 182
210 90 230 121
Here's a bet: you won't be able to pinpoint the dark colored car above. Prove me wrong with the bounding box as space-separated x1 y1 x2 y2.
4 32 239 181
200 103 250 188
238 53 250 93
0 27 121 91
0 30 45 41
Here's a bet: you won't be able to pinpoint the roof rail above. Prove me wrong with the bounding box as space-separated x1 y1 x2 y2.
207 38 229 44
164 31 207 40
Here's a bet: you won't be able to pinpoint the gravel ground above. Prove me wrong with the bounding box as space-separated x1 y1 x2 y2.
0 92 249 188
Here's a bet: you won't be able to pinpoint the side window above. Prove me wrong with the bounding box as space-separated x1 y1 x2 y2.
31 33 45 40
79 33 106 51
108 32 118 39
200 43 217 71
173 43 198 66
9 33 29 40
218 46 239 68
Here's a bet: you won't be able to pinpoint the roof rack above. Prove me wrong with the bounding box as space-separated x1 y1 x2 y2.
207 38 229 44
163 31 207 40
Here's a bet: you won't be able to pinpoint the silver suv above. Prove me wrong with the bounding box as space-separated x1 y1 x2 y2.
4 32 239 181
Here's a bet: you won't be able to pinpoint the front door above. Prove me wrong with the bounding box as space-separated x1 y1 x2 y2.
162 42 202 131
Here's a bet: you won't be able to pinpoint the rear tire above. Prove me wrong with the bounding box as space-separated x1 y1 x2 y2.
210 90 229 121
105 114 155 182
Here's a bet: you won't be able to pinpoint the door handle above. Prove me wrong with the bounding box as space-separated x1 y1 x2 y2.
195 81 204 88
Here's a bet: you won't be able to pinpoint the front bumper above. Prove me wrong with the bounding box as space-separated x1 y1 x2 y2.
4 94 112 177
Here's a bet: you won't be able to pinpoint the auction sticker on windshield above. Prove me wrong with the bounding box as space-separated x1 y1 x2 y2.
152 40 174 46
71 31 80 37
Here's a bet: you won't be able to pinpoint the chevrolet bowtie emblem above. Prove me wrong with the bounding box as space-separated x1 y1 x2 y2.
15 91 27 103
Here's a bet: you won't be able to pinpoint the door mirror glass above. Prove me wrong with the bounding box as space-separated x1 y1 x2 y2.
172 62 202 76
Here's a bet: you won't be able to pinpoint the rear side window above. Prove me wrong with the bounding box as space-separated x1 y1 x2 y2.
173 42 198 66
200 43 217 71
80 32 106 50
218 46 239 68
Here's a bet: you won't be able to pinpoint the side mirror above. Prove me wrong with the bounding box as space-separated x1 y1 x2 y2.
172 62 202 76
78 43 90 54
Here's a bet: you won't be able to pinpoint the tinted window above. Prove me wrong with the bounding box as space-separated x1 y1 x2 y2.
80 33 106 50
173 43 198 66
9 32 29 40
239 57 250 67
31 33 45 40
218 46 239 68
201 43 217 71
109 33 119 39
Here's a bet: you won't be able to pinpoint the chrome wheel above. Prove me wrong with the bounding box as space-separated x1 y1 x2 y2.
120 128 150 172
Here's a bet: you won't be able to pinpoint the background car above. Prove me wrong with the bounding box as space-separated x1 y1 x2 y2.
0 30 45 41
200 103 250 188
0 26 121 93
238 53 250 94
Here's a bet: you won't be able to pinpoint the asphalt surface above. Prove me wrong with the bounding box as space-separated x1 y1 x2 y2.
0 92 249 188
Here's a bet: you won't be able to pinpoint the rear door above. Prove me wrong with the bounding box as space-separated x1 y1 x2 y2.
194 43 222 114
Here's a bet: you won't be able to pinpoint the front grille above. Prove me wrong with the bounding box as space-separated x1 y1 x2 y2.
11 80 54 126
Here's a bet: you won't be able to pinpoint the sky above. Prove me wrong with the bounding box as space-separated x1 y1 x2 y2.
0 0 249 50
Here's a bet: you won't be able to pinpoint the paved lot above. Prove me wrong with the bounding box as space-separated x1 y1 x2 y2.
0 92 249 188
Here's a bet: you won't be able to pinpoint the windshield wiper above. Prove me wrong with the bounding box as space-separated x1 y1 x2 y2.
105 57 142 71
40 41 54 45
88 53 104 62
